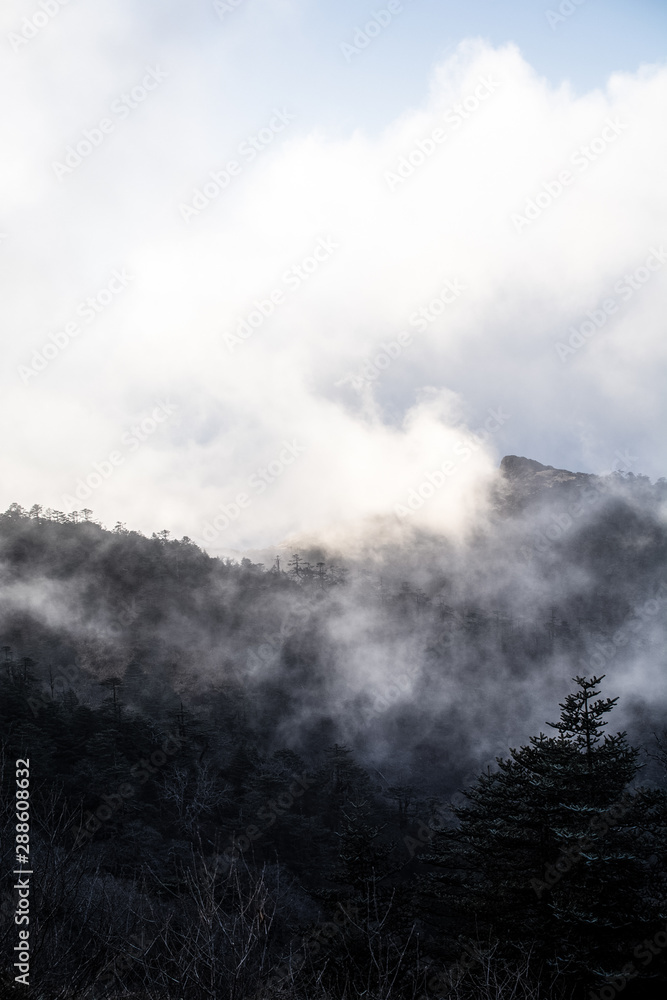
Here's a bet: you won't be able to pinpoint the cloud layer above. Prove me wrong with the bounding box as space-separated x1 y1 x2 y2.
2 20 666 552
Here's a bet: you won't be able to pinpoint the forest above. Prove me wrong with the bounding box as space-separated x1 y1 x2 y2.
1 457 666 999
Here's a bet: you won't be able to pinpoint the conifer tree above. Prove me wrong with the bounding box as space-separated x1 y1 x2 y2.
327 796 397 898
420 676 664 988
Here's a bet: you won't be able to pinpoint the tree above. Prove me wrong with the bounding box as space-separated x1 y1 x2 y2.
312 791 416 1000
326 795 397 898
315 744 375 830
420 676 664 991
100 675 124 725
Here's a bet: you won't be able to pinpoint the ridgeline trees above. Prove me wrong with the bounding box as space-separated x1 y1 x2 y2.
1 497 667 997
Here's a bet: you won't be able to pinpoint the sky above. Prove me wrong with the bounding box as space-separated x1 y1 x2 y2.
2 0 666 554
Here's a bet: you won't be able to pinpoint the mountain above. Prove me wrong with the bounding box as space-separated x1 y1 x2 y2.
496 454 612 513
1 457 665 773
1 468 666 998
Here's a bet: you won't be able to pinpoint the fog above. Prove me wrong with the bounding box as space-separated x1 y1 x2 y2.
2 461 665 793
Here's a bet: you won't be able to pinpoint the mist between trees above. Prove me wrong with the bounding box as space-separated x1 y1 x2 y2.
1 459 667 997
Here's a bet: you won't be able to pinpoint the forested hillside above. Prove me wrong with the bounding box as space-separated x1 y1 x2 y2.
1 458 666 998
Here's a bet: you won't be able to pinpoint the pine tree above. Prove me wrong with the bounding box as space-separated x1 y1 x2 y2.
327 795 397 897
420 676 664 989
316 743 374 821
313 791 413 999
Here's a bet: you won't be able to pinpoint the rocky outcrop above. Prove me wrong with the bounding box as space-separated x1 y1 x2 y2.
495 455 596 513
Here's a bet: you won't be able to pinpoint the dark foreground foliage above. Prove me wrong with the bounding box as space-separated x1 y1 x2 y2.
1 481 666 999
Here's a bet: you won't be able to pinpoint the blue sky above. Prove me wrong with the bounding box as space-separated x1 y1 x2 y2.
68 1 667 140
1 0 666 550
197 0 667 130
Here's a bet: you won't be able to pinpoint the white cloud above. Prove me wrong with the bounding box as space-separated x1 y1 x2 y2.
2 26 666 550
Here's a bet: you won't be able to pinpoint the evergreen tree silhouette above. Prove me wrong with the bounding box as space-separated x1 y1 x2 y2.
421 676 663 989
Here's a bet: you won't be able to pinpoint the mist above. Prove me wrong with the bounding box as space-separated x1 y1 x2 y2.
3 5 667 996
2 28 667 549
3 459 665 794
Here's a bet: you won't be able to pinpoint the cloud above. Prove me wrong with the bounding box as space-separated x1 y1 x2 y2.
1 24 666 550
